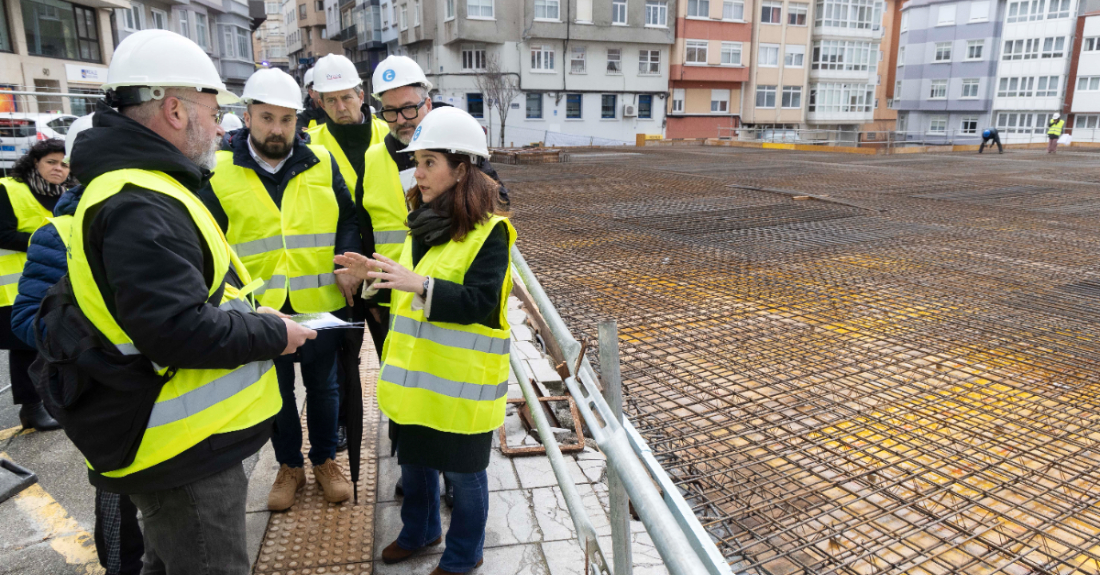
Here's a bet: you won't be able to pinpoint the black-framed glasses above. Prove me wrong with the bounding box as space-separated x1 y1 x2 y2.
377 98 427 123
176 96 224 124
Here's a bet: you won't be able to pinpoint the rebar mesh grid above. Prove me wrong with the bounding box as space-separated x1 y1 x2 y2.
503 148 1100 575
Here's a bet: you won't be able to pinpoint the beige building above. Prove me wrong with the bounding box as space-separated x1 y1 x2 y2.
741 0 813 129
285 0 342 82
0 0 122 114
255 0 289 70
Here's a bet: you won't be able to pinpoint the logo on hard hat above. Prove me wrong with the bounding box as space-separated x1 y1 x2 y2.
413 126 422 141
327 74 342 80
382 69 396 82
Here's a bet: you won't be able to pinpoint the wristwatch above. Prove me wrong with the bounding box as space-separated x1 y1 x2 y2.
421 277 430 297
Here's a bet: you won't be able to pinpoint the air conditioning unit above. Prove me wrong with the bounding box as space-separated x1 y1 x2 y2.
623 104 637 117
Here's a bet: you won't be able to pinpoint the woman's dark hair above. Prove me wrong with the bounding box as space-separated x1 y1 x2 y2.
407 151 511 242
11 139 66 183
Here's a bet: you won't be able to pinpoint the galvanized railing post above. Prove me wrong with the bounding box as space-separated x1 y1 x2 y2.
598 320 632 575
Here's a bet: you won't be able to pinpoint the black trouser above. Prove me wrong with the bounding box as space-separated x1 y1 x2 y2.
0 305 41 406
94 489 144 575
979 133 1003 153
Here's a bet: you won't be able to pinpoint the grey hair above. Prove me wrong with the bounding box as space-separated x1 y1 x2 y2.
373 83 429 104
120 88 193 125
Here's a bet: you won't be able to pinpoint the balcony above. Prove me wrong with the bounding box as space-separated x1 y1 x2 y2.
332 24 357 42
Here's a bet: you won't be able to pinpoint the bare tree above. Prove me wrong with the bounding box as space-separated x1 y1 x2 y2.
474 55 522 148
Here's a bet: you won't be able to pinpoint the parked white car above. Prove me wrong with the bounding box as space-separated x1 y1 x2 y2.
0 113 79 171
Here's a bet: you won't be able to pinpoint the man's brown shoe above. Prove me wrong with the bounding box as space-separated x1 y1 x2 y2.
381 536 443 564
313 458 352 503
267 465 306 511
430 558 484 574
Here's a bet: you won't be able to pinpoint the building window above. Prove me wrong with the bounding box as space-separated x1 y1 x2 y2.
934 42 951 62
1007 0 1043 23
721 42 742 65
997 77 1035 97
900 10 908 31
966 40 983 60
639 49 660 73
601 94 616 118
120 2 144 31
576 0 593 22
462 45 486 70
761 1 782 23
759 43 779 67
710 89 729 112
0 3 11 51
936 3 955 25
686 40 708 64
526 92 542 118
150 8 167 29
672 88 684 112
755 85 776 108
785 44 804 67
638 94 653 118
815 0 875 29
467 93 484 118
535 0 560 20
570 45 586 73
445 0 454 19
179 10 190 39
897 45 904 65
1041 37 1065 58
788 3 808 24
782 86 802 108
961 78 979 98
1003 38 1039 60
195 13 208 49
645 0 667 26
929 80 947 99
996 112 1052 134
531 44 555 71
1076 114 1100 129
414 0 420 25
1036 75 1059 97
607 48 622 73
894 79 902 98
223 26 235 57
468 0 493 18
811 40 872 71
399 4 407 29
566 93 582 118
612 0 627 24
929 117 947 134
960 117 978 135
687 0 709 17
23 0 101 62
723 0 744 19
1048 0 1070 19
1084 37 1100 51
970 0 989 21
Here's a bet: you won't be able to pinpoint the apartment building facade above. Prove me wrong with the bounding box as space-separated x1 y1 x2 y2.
1065 0 1100 137
864 0 900 133
990 0 1079 141
741 0 813 132
0 0 121 114
285 0 342 82
255 0 289 70
666 0 752 138
894 0 1004 140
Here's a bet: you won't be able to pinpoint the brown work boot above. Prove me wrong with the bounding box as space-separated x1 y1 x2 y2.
382 536 443 564
430 559 484 574
313 458 352 503
267 465 306 511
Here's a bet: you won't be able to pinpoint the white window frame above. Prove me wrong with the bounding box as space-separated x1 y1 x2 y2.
758 43 779 67
934 42 952 62
781 85 802 108
936 3 956 25
761 0 783 24
414 0 420 26
723 0 745 20
929 79 947 99
672 88 685 112
928 116 947 134
462 45 487 71
966 40 984 61
236 26 251 61
531 44 555 72
178 10 190 40
970 0 989 21
645 0 668 27
576 0 593 22
119 2 144 32
897 45 905 65
961 78 979 98
1041 36 1066 58
785 44 805 67
788 3 808 24
686 40 709 64
606 47 622 74
534 0 561 21
570 45 587 73
639 49 661 74
1036 75 1059 97
467 0 494 19
612 0 628 25
150 7 168 30
195 13 209 50
900 10 908 31
526 92 543 119
399 4 408 30
721 42 743 65
445 0 455 21
711 88 729 112
961 116 978 135
222 25 236 58
1084 37 1100 51
755 85 776 108
687 0 710 18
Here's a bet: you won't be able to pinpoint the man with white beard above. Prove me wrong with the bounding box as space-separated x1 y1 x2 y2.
61 30 315 573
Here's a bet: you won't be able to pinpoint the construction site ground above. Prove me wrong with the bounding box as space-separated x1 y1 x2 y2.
6 146 1100 575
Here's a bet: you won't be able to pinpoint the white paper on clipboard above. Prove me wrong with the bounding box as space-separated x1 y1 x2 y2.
399 167 417 192
291 312 349 330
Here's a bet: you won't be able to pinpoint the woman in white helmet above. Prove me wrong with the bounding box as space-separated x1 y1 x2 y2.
335 107 514 575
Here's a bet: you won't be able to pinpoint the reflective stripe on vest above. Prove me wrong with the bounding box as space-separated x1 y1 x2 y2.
360 142 411 270
377 215 516 434
0 178 52 307
68 168 280 477
209 145 344 313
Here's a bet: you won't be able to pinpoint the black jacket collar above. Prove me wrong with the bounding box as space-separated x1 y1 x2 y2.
228 127 319 186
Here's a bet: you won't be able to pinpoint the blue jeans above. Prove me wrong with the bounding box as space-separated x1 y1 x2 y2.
398 464 488 572
271 329 341 467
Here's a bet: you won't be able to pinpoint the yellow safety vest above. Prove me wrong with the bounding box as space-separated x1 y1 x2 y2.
0 178 52 307
378 215 516 434
209 145 345 313
1048 119 1065 137
305 116 390 195
68 169 280 477
360 142 411 263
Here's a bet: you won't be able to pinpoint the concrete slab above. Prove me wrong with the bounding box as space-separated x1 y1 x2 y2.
373 542 549 575
513 456 588 490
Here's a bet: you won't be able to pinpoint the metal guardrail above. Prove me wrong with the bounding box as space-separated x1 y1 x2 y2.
512 246 732 575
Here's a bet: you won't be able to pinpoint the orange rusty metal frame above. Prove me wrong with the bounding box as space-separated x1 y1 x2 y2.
499 395 587 457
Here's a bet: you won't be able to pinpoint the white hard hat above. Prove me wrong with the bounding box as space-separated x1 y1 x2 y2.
220 112 244 131
102 30 239 106
1053 113 1061 120
64 113 94 164
400 106 489 160
312 54 361 93
304 67 315 88
371 55 433 99
242 68 304 111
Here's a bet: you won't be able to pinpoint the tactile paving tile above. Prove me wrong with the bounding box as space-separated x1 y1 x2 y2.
253 331 380 575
